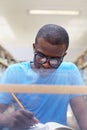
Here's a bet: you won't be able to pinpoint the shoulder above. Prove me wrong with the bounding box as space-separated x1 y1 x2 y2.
59 61 79 70
0 62 31 83
2 61 30 75
60 62 84 85
7 61 30 71
57 61 81 77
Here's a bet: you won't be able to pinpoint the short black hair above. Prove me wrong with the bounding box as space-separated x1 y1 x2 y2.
35 24 69 50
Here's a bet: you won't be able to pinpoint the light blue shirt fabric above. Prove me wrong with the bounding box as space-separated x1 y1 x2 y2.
0 61 84 125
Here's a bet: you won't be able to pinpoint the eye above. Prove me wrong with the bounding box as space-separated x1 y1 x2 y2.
36 55 43 61
50 59 58 65
40 57 47 63
35 54 46 63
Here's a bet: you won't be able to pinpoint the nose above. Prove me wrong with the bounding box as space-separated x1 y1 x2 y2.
42 60 51 69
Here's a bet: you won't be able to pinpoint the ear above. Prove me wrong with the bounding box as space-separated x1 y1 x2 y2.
33 43 35 51
64 52 67 56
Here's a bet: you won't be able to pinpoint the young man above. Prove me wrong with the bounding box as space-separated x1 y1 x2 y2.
0 24 87 130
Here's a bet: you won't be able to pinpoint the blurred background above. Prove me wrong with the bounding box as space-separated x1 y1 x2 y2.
0 1 87 129
0 0 87 83
0 0 87 61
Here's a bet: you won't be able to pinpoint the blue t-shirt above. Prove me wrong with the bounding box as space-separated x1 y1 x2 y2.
0 61 84 125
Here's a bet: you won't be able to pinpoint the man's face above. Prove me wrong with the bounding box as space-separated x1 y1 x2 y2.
33 38 67 69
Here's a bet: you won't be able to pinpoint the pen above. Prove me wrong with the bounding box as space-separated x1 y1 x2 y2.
11 92 39 124
11 92 24 110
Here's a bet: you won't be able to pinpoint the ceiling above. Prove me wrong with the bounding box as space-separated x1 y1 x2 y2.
0 0 87 62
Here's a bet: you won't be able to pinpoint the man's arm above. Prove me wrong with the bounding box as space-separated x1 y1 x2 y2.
0 103 39 129
0 104 9 129
0 104 9 113
70 96 87 130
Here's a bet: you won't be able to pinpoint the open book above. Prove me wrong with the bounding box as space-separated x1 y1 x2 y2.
30 122 75 130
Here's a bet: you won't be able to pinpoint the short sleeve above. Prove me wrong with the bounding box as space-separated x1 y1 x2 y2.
0 65 17 104
0 65 17 84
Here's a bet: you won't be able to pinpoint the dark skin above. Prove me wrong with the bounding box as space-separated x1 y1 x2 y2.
33 38 87 130
0 104 38 130
32 38 67 69
0 37 87 130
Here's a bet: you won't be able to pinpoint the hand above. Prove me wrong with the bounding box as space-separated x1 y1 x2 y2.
2 109 39 130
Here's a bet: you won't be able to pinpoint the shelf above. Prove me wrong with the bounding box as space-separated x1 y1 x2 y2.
0 44 17 78
0 57 9 67
74 50 87 70
79 62 87 70
74 49 87 84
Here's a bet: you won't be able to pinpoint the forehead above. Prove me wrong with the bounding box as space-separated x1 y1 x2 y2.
35 38 67 56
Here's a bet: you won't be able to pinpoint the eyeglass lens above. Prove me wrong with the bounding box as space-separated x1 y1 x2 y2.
35 52 63 68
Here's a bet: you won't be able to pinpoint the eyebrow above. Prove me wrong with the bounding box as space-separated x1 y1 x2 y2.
36 51 63 59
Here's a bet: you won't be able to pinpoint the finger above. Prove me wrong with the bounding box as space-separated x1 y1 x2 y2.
21 110 39 124
19 109 34 119
33 117 39 123
15 113 35 127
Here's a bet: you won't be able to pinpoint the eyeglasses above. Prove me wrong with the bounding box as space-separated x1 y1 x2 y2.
34 52 64 68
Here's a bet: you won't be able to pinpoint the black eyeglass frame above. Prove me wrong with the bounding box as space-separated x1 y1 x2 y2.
34 52 64 68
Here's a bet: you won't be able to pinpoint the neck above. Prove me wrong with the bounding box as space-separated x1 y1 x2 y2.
30 61 40 70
